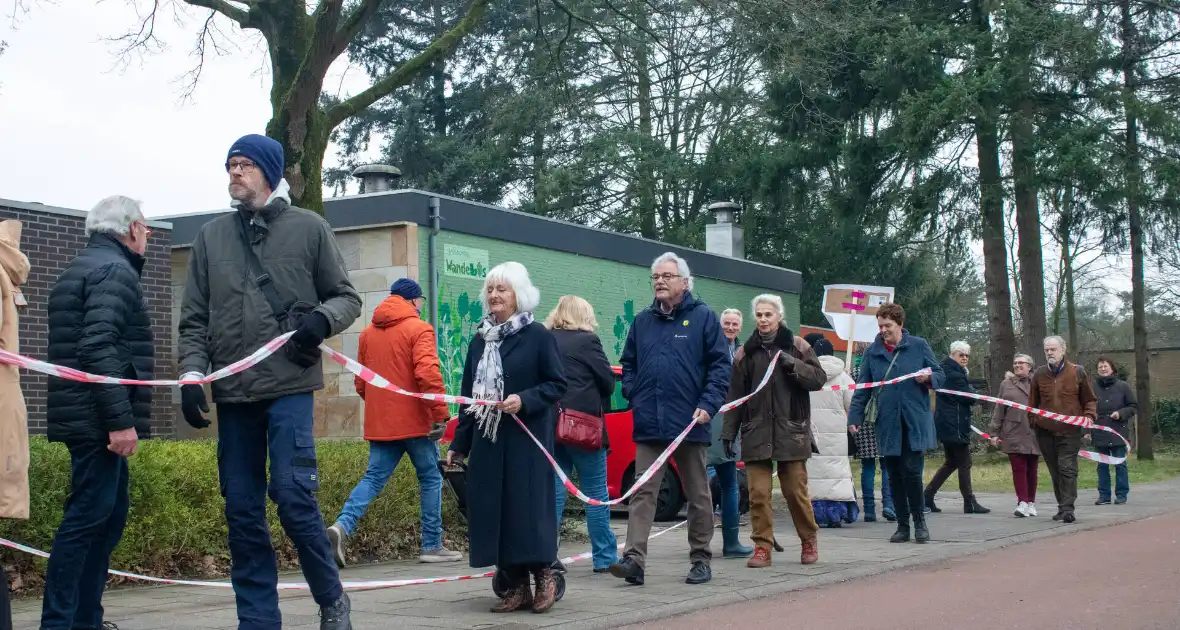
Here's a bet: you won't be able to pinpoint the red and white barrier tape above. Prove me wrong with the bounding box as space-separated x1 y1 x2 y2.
949 390 1130 465
0 521 686 591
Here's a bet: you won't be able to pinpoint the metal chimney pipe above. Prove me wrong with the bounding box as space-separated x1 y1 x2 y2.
351 164 402 194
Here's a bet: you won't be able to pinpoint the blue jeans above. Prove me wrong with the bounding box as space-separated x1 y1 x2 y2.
40 444 129 630
712 461 741 531
860 458 893 514
554 445 617 570
335 437 443 551
1096 445 1129 501
217 393 341 630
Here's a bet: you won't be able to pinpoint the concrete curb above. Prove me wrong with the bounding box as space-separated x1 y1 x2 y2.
556 501 1180 630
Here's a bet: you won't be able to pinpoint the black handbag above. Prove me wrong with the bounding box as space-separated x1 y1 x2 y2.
234 213 317 362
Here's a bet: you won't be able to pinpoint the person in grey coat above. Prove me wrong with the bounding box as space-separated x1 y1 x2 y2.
1091 356 1137 505
177 134 361 630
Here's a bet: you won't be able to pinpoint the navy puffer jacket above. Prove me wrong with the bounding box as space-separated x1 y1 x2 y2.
620 292 731 444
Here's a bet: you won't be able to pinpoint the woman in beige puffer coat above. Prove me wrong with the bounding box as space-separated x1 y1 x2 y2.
807 338 860 526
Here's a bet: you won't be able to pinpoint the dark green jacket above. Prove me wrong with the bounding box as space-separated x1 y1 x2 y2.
178 191 361 403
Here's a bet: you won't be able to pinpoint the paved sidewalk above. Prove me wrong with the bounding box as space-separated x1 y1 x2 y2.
14 479 1180 630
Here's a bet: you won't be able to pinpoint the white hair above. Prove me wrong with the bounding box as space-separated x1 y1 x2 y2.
1014 353 1035 366
481 261 540 315
721 308 743 320
85 195 145 237
651 252 694 291
751 294 785 320
1043 335 1067 351
950 340 971 355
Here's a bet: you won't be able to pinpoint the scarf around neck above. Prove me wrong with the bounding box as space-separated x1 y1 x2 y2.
758 327 778 349
466 311 535 442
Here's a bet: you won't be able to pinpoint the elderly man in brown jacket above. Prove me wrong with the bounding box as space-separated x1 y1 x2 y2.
0 220 31 630
1028 336 1097 524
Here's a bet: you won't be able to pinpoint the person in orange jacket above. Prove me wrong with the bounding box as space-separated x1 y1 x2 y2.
327 279 462 565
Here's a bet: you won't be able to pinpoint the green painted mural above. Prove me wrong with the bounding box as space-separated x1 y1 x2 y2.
420 230 801 411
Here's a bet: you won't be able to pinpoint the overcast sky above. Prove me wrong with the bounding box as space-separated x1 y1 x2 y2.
0 2 371 218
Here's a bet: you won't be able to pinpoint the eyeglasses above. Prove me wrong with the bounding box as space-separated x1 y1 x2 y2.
227 160 258 174
134 221 152 239
651 273 681 283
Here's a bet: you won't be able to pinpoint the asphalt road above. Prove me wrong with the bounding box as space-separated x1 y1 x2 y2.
624 511 1180 630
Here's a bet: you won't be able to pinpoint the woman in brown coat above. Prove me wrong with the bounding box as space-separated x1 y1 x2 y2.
721 294 826 568
987 353 1041 518
0 220 30 630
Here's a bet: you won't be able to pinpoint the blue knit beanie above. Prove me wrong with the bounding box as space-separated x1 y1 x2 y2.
390 278 423 300
226 134 284 191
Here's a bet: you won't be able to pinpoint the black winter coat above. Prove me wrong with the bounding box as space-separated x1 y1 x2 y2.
1092 376 1137 447
934 357 976 445
450 321 568 568
551 329 615 451
47 234 153 445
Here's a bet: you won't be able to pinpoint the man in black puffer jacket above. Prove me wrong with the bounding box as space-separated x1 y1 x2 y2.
41 195 154 630
924 340 989 515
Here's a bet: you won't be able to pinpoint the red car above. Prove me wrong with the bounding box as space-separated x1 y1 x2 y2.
441 367 747 522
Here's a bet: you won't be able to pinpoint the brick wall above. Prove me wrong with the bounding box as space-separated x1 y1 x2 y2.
0 200 175 438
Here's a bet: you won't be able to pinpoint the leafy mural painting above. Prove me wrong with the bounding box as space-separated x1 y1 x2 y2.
436 290 483 415
610 300 637 411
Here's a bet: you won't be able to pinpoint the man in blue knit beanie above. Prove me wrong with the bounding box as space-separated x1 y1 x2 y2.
178 136 360 629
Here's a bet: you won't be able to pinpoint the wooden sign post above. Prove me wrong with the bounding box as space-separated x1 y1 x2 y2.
821 284 895 375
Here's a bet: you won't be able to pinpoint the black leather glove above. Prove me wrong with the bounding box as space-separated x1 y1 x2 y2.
181 384 211 429
723 439 736 459
288 312 331 368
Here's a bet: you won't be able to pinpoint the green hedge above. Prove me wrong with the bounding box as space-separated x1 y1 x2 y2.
0 437 467 594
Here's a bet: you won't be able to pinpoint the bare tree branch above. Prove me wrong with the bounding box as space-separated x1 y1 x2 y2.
184 0 250 27
334 0 383 57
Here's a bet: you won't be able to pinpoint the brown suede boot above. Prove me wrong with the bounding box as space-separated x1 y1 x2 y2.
746 546 772 568
491 581 533 613
801 537 819 565
531 566 557 613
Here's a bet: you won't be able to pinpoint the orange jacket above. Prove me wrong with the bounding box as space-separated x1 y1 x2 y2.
356 295 449 441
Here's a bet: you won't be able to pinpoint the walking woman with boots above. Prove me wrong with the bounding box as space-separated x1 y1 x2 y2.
447 262 568 613
847 303 944 544
924 341 989 515
721 295 827 567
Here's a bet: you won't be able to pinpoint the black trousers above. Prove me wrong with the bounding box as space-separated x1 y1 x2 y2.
502 563 548 588
883 424 926 524
1 563 11 630
926 443 974 499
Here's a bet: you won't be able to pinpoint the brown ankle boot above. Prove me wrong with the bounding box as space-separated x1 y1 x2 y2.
801 537 818 565
747 546 772 568
491 582 533 613
531 566 557 613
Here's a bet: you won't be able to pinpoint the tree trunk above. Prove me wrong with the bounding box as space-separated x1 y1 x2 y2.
1122 0 1153 460
633 8 657 239
1011 100 1047 356
1063 187 1079 349
531 33 548 216
431 0 448 136
974 0 1017 386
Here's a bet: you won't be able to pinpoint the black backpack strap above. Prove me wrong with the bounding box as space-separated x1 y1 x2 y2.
235 212 288 323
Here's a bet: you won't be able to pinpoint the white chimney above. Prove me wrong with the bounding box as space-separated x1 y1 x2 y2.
352 164 402 193
705 201 744 259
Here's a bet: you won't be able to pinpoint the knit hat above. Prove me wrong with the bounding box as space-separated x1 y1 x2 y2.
390 278 423 300
812 338 835 357
226 134 285 191
803 332 826 347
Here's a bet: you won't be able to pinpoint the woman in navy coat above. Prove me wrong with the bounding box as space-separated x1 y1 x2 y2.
847 303 944 544
447 262 568 614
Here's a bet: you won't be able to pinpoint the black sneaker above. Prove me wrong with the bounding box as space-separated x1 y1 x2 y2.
1052 512 1064 521
609 556 645 585
320 593 352 630
102 623 120 630
1115 497 1128 505
1095 498 1111 506
685 561 712 584
1062 513 1076 524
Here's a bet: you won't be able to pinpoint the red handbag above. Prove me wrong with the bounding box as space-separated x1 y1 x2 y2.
556 406 604 450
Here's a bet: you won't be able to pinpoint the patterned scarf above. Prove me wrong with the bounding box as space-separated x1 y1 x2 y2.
467 311 535 442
